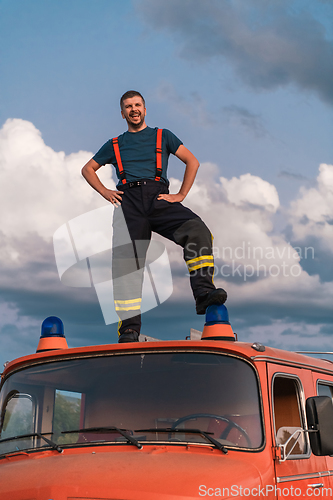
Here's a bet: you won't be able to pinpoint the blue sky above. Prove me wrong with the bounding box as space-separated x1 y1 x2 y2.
0 0 332 366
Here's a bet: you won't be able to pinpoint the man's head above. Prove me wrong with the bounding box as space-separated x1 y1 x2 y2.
120 90 147 131
120 90 145 110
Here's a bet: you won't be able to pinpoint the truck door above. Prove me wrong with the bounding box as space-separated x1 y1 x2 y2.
268 365 331 498
313 374 333 492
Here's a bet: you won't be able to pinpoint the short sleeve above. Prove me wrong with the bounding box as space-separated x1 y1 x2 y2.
93 140 115 166
163 129 183 155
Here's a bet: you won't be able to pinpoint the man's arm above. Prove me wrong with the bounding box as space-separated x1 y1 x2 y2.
157 145 199 203
81 158 123 206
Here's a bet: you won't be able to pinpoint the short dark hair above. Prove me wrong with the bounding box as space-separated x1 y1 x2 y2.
120 90 145 109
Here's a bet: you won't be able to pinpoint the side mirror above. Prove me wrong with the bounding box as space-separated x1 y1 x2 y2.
306 396 333 456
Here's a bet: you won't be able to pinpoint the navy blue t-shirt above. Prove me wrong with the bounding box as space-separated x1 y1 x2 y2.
93 126 182 186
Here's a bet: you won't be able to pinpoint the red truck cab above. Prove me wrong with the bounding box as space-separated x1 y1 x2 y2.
1 306 333 499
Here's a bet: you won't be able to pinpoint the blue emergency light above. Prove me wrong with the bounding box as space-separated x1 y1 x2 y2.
205 304 230 326
41 316 65 338
201 304 235 341
37 316 68 352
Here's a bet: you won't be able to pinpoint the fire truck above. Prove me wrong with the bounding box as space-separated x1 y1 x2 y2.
1 305 333 499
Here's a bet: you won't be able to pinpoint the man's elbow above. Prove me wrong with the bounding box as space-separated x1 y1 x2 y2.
81 166 88 180
82 159 100 178
81 161 92 179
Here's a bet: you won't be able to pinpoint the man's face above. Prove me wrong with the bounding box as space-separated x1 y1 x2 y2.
121 96 146 129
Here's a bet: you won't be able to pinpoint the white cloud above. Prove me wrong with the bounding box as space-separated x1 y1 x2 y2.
182 164 285 267
289 163 333 251
220 173 280 212
239 321 333 354
0 118 115 240
0 119 119 364
169 162 333 312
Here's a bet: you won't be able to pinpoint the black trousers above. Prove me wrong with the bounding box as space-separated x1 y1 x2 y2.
112 180 215 336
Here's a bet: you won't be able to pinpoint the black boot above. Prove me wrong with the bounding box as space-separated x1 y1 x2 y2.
196 288 227 315
118 329 140 343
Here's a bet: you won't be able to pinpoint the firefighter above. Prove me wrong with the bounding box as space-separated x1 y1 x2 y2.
82 90 227 342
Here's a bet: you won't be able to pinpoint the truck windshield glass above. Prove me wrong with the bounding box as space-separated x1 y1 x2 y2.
0 352 263 455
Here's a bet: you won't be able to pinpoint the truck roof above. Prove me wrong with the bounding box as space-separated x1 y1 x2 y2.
3 339 333 380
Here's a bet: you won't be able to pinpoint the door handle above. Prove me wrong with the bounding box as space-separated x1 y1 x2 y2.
308 483 324 488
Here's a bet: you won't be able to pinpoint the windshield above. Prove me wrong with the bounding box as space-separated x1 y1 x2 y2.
0 351 263 455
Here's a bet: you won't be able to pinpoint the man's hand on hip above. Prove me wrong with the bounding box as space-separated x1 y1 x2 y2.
102 188 124 206
157 193 185 203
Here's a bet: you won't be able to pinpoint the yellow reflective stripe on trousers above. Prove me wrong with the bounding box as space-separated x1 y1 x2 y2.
115 305 141 311
188 262 215 272
186 255 214 272
114 298 142 305
114 298 142 312
186 255 214 266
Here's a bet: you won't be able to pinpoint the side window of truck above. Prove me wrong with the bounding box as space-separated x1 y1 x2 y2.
272 375 309 458
1 393 35 440
317 382 333 401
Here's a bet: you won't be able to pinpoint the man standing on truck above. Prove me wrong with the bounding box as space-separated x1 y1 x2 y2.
82 90 227 343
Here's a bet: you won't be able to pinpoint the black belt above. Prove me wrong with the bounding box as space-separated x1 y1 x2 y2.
119 179 168 190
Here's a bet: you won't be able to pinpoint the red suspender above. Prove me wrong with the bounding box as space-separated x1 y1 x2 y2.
112 137 127 185
155 128 163 181
112 129 163 185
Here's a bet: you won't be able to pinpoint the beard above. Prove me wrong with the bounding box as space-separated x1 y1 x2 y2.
126 112 145 129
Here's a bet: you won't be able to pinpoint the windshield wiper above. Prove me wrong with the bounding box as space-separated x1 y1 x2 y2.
136 427 228 454
0 432 63 453
62 426 143 450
